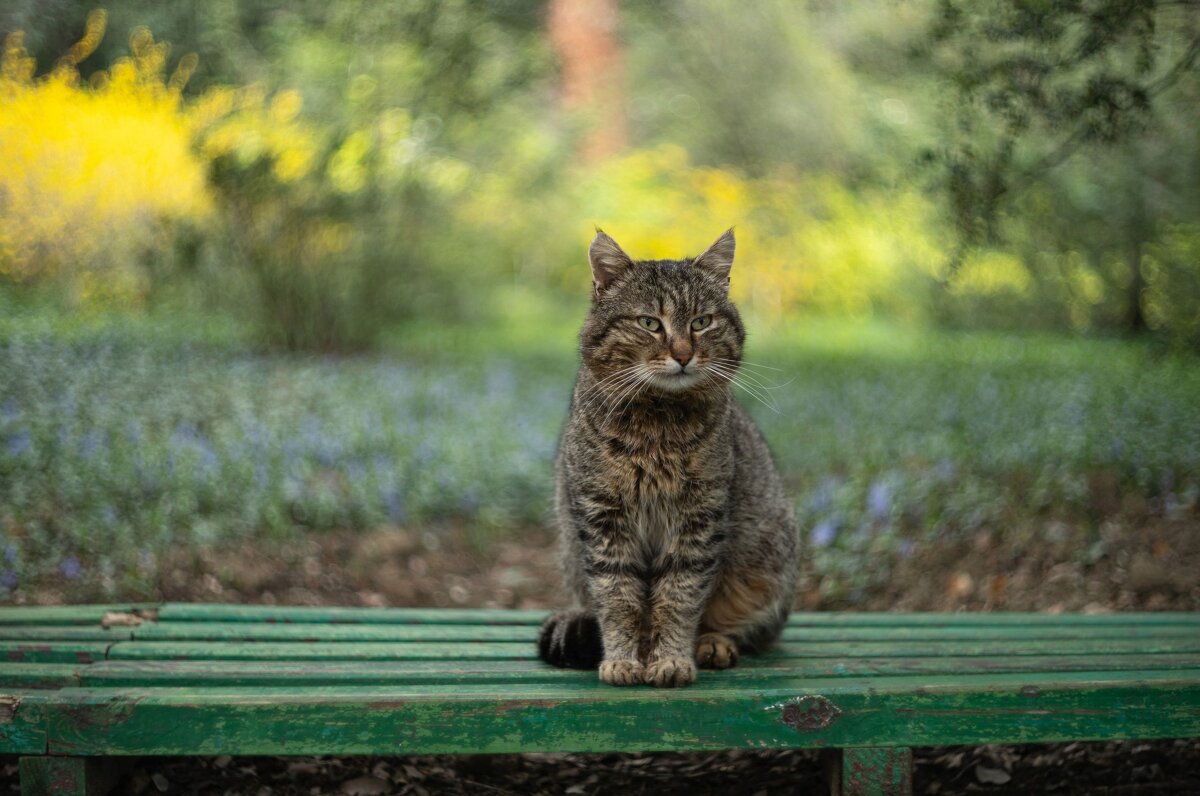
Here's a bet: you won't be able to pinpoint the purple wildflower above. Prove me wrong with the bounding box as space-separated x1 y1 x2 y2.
811 519 838 549
59 557 83 580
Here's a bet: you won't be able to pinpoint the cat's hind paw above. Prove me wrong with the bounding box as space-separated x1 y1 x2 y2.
643 656 697 687
696 632 739 669
599 658 644 686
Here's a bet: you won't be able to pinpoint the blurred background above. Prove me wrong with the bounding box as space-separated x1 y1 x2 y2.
0 1 1197 612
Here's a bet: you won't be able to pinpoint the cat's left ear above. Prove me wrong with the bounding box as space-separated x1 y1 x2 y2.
692 228 735 286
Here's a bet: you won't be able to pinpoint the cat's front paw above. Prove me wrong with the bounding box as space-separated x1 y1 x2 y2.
643 656 697 688
695 632 739 669
598 658 644 686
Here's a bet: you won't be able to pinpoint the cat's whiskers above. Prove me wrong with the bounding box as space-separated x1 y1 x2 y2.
574 365 646 415
704 363 781 413
708 358 797 390
598 367 654 429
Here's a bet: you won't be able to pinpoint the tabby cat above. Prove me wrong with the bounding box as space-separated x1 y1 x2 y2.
538 229 799 687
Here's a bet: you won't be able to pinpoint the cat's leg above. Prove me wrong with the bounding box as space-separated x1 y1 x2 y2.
642 515 722 687
590 569 646 685
576 510 647 686
701 568 791 658
695 630 739 669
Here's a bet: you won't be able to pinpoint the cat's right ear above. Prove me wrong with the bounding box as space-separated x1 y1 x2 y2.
589 229 634 299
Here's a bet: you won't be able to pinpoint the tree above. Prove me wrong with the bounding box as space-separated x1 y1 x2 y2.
923 0 1200 334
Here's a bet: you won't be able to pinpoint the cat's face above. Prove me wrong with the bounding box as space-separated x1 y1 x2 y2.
580 230 745 396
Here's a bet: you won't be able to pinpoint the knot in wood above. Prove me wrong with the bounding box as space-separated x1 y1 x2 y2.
780 695 842 732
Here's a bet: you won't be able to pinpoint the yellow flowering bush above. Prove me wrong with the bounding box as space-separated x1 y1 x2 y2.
0 11 209 301
467 144 946 322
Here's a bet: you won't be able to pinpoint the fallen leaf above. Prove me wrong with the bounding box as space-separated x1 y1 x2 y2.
975 764 1012 785
151 772 169 792
101 611 143 628
340 775 390 795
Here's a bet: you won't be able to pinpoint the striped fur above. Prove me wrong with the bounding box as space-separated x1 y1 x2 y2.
538 229 800 687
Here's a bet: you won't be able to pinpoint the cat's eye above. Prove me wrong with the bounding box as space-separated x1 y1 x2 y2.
691 314 713 331
637 316 661 332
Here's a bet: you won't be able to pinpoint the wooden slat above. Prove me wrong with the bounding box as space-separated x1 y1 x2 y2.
128 621 1200 643
105 636 1200 662
0 627 132 642
39 671 1200 755
0 664 82 689
75 656 1200 687
0 641 111 664
157 605 551 625
154 604 1200 627
0 690 48 755
0 605 158 626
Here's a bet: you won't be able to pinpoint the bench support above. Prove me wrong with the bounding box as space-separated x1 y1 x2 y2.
18 757 122 796
825 747 913 796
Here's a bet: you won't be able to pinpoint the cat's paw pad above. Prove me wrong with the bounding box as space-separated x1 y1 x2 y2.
598 658 644 686
643 656 697 688
695 633 739 669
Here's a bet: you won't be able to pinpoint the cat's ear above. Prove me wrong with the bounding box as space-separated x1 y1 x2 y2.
589 229 634 298
692 228 735 285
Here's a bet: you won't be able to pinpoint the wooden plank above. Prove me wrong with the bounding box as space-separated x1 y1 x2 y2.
105 636 1200 662
130 621 1200 643
0 692 47 755
0 665 82 690
75 656 1200 688
154 604 1200 627
828 747 912 796
107 641 539 661
157 604 551 625
0 606 158 626
0 628 132 642
18 756 124 796
40 670 1200 756
0 642 112 664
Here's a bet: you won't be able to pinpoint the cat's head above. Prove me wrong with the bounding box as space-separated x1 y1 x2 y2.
579 229 745 395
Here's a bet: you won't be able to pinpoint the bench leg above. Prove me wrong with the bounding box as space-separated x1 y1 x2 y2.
18 757 122 796
825 746 913 796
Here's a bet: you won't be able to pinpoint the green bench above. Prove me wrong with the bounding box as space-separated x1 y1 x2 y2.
1 604 1198 795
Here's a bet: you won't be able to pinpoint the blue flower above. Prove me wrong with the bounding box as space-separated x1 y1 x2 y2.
867 479 892 521
3 544 17 564
898 539 915 558
811 519 838 549
59 557 83 580
0 397 17 423
0 569 16 590
4 430 32 456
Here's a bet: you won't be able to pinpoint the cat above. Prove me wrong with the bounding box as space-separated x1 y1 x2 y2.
538 228 799 687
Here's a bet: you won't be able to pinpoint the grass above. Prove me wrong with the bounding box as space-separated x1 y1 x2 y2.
1 304 1198 601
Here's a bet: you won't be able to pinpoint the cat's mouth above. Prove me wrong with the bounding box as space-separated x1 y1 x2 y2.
650 366 703 392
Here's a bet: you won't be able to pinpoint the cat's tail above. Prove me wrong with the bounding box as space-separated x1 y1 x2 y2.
538 610 603 669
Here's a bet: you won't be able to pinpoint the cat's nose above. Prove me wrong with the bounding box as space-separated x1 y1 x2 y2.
672 352 691 367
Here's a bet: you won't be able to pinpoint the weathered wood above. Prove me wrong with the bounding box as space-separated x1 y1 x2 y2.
126 620 1200 643
71 654 1200 687
827 747 913 796
0 642 111 664
103 636 1200 662
19 756 123 796
39 671 1200 756
0 664 82 689
0 691 48 755
0 606 158 627
154 603 1200 627
0 628 132 642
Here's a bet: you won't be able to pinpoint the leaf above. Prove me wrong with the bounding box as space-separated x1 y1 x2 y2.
975 764 1012 785
340 775 390 795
